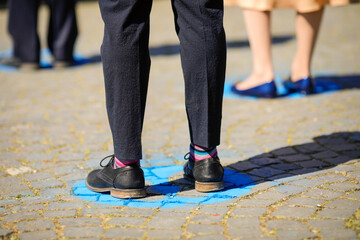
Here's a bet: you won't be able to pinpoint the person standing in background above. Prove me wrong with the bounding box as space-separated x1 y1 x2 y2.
228 0 358 98
2 0 78 70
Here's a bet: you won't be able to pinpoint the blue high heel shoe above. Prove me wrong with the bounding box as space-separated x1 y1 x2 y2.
231 81 277 98
283 76 315 95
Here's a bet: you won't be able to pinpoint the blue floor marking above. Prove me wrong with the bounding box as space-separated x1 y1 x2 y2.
0 49 94 72
73 165 255 208
224 76 343 100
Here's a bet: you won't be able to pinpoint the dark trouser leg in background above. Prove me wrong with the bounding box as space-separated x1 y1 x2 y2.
7 0 40 63
99 0 152 160
46 0 78 62
172 0 226 149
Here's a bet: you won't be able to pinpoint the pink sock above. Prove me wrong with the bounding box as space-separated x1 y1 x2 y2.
113 157 139 169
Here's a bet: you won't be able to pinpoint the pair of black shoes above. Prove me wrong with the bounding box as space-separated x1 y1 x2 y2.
86 155 224 199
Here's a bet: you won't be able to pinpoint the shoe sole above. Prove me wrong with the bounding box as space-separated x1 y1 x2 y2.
85 181 146 199
184 174 224 192
195 180 224 192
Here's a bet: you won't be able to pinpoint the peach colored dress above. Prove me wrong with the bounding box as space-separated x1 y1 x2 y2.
225 0 358 12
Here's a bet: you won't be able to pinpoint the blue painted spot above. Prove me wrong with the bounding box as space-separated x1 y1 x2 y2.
73 165 255 208
0 49 100 72
224 75 343 100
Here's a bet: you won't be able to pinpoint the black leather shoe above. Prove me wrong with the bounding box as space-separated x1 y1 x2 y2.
86 155 146 199
183 155 224 192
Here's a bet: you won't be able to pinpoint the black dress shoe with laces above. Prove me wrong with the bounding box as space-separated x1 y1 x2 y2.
183 155 224 192
86 155 146 199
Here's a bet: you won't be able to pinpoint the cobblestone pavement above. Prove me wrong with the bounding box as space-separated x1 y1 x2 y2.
0 1 360 239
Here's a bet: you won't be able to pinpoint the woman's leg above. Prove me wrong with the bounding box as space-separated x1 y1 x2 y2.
235 9 274 90
291 8 324 81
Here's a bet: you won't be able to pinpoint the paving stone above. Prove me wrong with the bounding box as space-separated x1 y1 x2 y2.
0 208 8 214
226 217 260 228
280 154 311 162
197 206 229 215
324 156 353 165
63 227 103 238
344 191 360 200
276 229 317 240
229 161 259 171
285 197 326 207
248 167 284 178
106 216 148 226
266 220 307 230
121 207 156 216
274 185 307 195
41 188 71 196
347 170 360 179
0 199 20 207
25 153 56 162
21 196 57 204
254 191 289 201
43 210 77 218
236 199 275 207
250 158 281 166
270 206 316 218
105 227 145 238
22 172 53 181
19 230 57 240
326 182 359 192
147 229 182 239
296 160 330 169
303 188 344 200
30 179 63 188
271 147 297 156
271 163 301 171
231 207 267 216
325 198 360 210
295 143 325 154
288 179 324 188
320 228 358 239
0 228 14 238
58 217 102 226
12 204 45 212
312 151 339 159
0 176 30 194
57 152 86 161
16 219 55 232
228 227 264 238
47 202 84 210
186 224 224 234
308 219 345 229
316 208 357 219
192 234 227 240
147 217 186 228
190 214 223 224
81 208 117 216
3 212 41 222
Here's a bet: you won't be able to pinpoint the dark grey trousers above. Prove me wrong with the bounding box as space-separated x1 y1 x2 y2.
99 0 227 160
7 0 78 63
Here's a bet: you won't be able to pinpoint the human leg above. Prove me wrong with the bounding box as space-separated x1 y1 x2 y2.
235 9 274 90
291 9 324 81
46 0 78 65
171 0 226 191
86 0 152 198
6 0 40 66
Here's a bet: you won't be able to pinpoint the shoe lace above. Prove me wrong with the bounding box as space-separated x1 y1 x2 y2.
184 152 190 160
100 154 115 167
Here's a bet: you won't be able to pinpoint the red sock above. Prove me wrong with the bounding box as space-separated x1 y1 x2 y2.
113 157 139 169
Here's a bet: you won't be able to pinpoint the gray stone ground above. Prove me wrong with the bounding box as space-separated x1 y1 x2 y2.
0 1 360 239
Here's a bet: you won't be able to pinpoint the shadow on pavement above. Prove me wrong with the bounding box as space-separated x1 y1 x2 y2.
74 131 360 207
150 35 294 56
154 131 360 195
